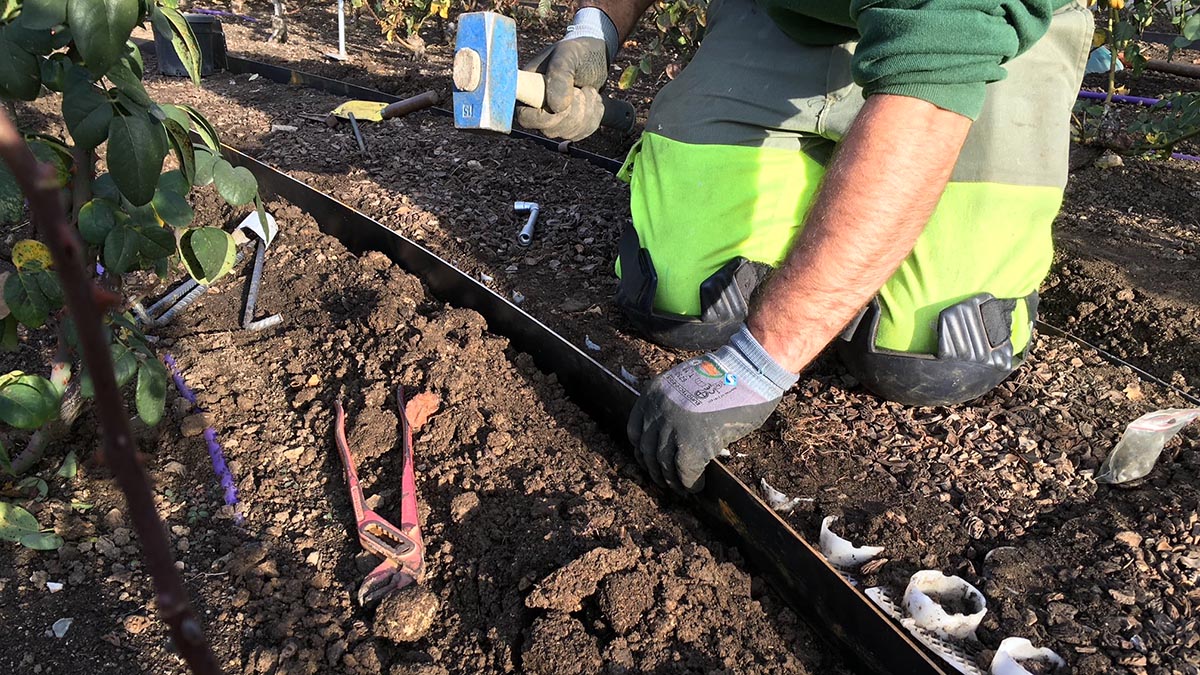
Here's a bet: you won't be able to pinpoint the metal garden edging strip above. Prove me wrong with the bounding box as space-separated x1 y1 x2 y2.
218 143 949 675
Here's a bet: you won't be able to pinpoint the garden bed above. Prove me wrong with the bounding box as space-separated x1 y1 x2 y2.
0 191 840 674
122 39 1200 674
3 6 1198 673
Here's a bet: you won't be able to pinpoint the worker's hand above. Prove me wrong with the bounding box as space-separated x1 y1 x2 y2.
517 37 609 141
524 36 610 112
627 326 799 493
517 7 618 141
516 85 605 142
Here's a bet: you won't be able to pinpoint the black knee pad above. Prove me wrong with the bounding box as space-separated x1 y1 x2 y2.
614 224 771 350
836 293 1038 407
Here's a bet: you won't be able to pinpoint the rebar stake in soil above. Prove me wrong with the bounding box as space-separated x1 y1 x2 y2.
0 110 222 675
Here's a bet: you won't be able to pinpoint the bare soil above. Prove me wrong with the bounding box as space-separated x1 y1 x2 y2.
0 193 841 674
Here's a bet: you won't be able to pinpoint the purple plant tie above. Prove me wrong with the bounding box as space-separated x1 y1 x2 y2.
163 353 241 523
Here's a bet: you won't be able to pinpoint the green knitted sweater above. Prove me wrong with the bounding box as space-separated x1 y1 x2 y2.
757 0 1075 119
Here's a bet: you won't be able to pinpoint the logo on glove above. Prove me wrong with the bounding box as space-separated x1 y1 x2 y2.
691 358 738 386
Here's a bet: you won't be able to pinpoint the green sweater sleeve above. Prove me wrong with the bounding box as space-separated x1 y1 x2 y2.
848 0 1058 119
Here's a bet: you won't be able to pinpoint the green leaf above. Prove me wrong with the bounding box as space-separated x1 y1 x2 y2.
618 66 640 91
163 119 196 186
0 29 42 100
152 5 202 85
67 0 138 76
135 358 167 426
112 342 137 388
62 70 113 149
78 199 117 244
213 159 257 206
179 227 235 284
107 112 166 206
158 103 190 129
0 372 60 429
19 531 63 550
0 163 22 225
21 0 67 29
0 502 40 540
17 476 47 499
28 136 72 187
93 173 120 202
151 188 193 227
6 14 55 54
158 169 189 196
55 450 78 479
1183 14 1200 42
123 40 144 79
0 439 13 476
103 219 175 273
105 58 151 108
179 104 221 152
39 53 69 92
0 316 17 352
193 147 217 187
4 269 54 328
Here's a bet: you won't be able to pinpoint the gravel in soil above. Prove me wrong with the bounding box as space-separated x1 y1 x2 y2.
0 193 842 674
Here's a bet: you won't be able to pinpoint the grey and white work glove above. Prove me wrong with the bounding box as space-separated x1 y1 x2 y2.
627 325 800 493
516 8 618 141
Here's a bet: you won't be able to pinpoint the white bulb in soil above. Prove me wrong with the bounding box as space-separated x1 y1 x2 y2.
819 516 884 567
903 570 987 640
990 637 1065 675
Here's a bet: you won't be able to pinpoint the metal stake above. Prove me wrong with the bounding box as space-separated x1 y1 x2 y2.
325 0 348 60
348 112 369 156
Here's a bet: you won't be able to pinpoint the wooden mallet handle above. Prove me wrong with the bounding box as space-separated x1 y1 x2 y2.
381 91 442 120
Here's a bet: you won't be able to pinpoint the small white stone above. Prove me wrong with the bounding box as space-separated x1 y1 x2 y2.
51 618 73 638
46 582 63 593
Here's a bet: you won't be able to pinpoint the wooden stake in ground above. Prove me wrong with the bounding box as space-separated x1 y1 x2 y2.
0 111 223 675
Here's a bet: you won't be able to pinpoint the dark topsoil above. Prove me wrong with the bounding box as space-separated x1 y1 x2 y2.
0 191 842 675
2 4 1199 674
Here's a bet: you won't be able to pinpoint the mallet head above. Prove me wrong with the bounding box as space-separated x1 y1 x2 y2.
453 12 518 133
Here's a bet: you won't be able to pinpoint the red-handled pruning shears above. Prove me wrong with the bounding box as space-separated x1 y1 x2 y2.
333 386 424 605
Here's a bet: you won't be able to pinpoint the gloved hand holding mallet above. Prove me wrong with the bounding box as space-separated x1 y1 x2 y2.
451 11 634 139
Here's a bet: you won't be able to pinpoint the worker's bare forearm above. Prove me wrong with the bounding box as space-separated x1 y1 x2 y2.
580 0 654 41
747 94 972 374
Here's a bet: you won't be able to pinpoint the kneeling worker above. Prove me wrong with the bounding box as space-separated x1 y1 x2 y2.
518 0 1093 492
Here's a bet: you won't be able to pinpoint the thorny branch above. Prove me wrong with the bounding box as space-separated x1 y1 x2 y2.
0 110 222 674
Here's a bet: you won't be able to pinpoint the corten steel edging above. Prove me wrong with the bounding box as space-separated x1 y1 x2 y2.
217 52 628 174
218 144 949 675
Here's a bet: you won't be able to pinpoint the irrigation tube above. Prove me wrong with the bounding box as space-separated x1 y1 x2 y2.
1077 89 1167 107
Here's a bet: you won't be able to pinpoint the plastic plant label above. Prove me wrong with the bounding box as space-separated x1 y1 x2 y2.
1096 407 1200 484
235 209 278 247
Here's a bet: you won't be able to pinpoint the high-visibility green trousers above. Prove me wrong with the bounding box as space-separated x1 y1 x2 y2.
618 0 1092 360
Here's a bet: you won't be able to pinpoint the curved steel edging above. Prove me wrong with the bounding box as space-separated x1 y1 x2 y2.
219 143 948 675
